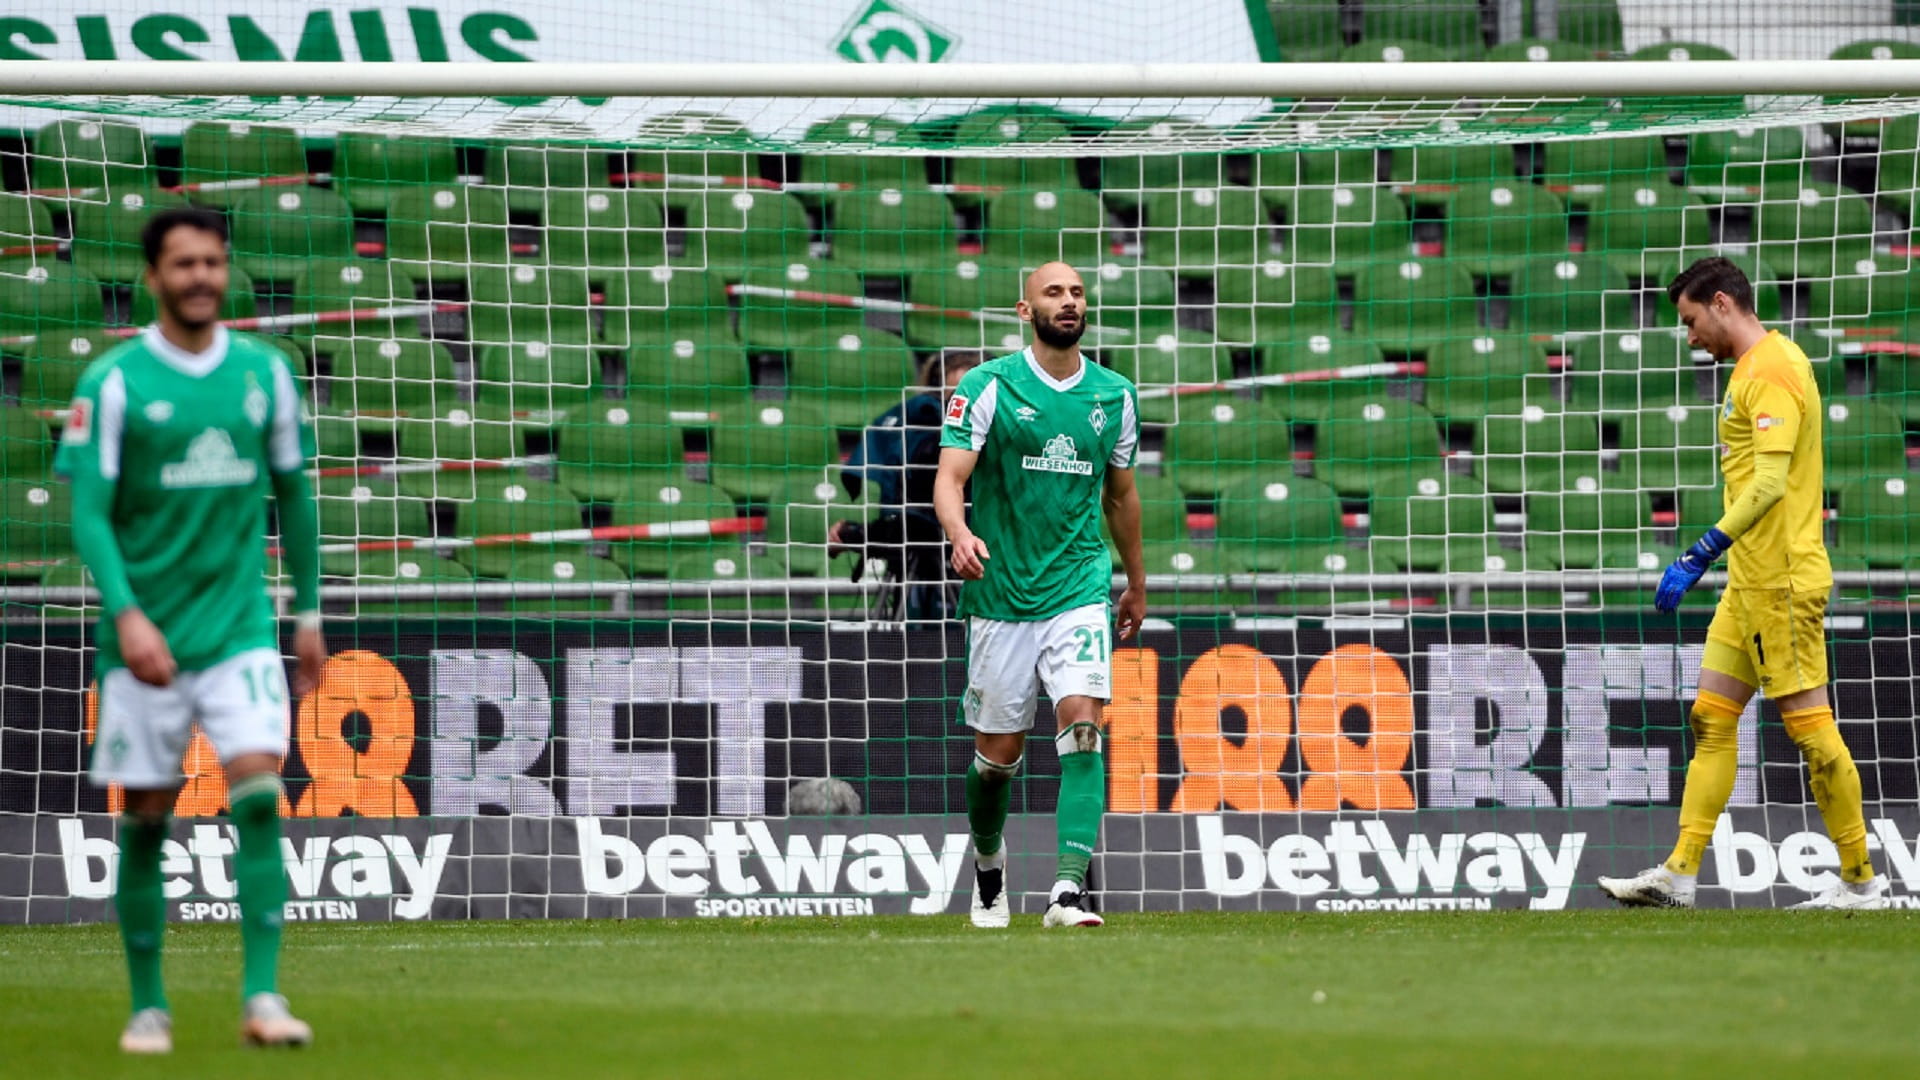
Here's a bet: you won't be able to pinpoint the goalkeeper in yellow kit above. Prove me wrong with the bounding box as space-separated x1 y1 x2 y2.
1598 257 1886 910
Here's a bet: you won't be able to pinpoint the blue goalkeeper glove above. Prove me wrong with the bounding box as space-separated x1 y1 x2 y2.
1654 527 1731 613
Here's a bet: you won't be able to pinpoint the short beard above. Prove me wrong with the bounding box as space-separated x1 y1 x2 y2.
1032 315 1085 348
160 291 221 331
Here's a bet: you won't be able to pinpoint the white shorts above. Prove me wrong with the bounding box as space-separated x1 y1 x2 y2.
963 603 1113 734
91 647 292 789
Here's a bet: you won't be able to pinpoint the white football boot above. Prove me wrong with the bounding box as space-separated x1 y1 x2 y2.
1042 886 1104 928
119 1008 172 1054
1789 876 1890 911
241 992 313 1048
1597 865 1696 908
970 858 1010 929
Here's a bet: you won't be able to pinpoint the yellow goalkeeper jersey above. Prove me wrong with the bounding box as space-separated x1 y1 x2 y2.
1718 330 1832 593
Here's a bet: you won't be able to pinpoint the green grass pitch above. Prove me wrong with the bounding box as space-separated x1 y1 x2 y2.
4 911 1918 1079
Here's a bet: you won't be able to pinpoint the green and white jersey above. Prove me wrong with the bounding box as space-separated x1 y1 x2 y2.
940 348 1138 621
55 327 313 673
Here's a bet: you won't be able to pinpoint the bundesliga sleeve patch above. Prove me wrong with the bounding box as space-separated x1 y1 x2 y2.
945 393 969 426
61 398 91 446
1755 413 1777 430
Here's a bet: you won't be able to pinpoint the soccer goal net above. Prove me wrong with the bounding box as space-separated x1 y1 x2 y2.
3 52 1920 923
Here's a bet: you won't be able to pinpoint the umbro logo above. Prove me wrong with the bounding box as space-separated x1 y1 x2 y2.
1015 406 1038 422
144 400 172 424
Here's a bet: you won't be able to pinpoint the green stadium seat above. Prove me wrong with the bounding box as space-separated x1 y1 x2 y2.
1541 136 1672 209
1312 390 1445 495
662 547 792 611
982 188 1110 269
554 399 684 504
903 260 1027 352
1267 0 1345 62
129 265 259 327
393 404 525 503
1751 182 1878 281
826 188 958 275
735 263 868 351
1443 181 1569 276
453 476 585 578
467 263 598 347
0 259 105 337
1161 398 1291 496
0 477 72 573
1870 352 1920 424
1361 1 1484 52
1212 260 1339 345
785 327 918 429
1828 37 1920 138
1 404 53 479
482 143 614 214
1389 145 1520 193
946 111 1082 212
1126 541 1250 611
541 189 668 277
487 552 630 613
1366 471 1493 572
1257 335 1388 423
1340 39 1465 64
1629 41 1736 63
607 265 734 344
1350 258 1480 348
1214 474 1347 571
1101 329 1227 425
1565 329 1699 412
1525 0 1624 52
677 188 813 273
385 185 514 283
1086 261 1180 346
0 194 53 253
1098 119 1224 213
1835 475 1920 567
332 132 459 215
1685 126 1806 195
1805 253 1920 333
797 116 929 209
1420 334 1554 423
707 402 842 503
1654 253 1785 324
330 551 476 615
1440 541 1563 610
624 334 753 416
762 471 870 578
1873 115 1920 219
180 123 307 209
628 111 760 214
474 341 601 413
1280 184 1410 264
33 119 152 196
1824 396 1909 484
1583 182 1712 280
65 188 188 284
294 259 420 346
1139 186 1275 280
1508 254 1637 335
1486 37 1597 62
315 479 435 578
321 337 455 417
228 186 357 284
20 330 116 409
1612 403 1721 491
1123 471 1191 544
1472 406 1604 494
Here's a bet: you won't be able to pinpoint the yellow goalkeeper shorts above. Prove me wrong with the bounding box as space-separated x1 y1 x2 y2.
1703 588 1829 698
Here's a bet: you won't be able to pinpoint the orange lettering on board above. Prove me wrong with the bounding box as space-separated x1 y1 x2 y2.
1105 647 1159 813
1170 645 1295 812
1295 644 1416 810
293 650 419 818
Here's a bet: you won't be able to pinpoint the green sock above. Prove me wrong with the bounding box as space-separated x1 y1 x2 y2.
1053 724 1106 887
116 814 170 1014
229 775 287 1000
966 752 1017 858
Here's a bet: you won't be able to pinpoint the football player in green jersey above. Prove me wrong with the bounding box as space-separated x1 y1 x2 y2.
935 262 1146 928
58 207 324 1053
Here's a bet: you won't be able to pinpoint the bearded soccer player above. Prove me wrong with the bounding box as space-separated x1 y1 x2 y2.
934 261 1145 929
59 207 327 1052
1598 257 1885 911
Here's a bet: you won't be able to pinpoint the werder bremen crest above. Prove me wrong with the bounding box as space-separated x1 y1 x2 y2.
1022 433 1094 476
1088 402 1107 434
244 371 271 429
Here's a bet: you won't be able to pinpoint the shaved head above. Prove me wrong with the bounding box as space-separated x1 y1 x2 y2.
1017 262 1086 349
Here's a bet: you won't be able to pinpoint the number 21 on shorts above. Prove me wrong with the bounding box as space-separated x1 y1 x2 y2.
1072 626 1108 663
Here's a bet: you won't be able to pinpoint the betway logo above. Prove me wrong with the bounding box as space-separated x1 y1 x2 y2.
577 820 967 915
1195 816 1587 910
1712 815 1920 899
58 820 451 921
